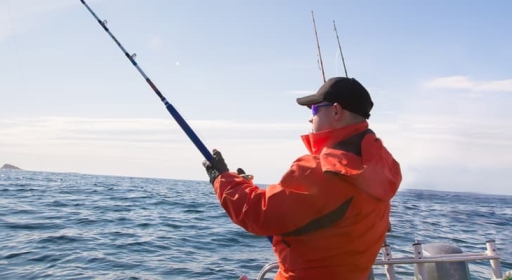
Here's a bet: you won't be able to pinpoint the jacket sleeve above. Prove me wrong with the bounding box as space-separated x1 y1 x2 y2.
212 155 348 236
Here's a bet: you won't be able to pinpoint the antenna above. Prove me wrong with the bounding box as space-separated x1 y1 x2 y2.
333 20 348 77
311 11 326 83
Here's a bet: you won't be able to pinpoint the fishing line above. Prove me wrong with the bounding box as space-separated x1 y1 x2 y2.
79 0 215 164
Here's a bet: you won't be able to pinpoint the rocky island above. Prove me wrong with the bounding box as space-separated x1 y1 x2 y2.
1 164 23 170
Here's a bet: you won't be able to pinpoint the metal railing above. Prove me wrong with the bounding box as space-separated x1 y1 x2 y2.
254 239 505 280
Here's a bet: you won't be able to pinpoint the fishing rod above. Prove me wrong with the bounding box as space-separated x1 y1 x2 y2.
311 11 326 83
333 20 348 78
79 0 276 247
79 0 215 165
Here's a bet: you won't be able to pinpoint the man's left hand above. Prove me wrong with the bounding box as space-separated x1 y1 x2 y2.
202 149 229 184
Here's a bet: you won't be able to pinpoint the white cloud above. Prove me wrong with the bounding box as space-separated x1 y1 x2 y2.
371 115 512 195
0 117 308 184
424 76 512 93
1 115 512 195
0 117 308 145
475 79 512 92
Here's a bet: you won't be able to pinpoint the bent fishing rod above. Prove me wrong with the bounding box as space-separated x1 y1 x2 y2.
80 0 275 246
79 0 215 165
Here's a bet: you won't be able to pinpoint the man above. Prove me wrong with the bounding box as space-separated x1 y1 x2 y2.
203 77 402 279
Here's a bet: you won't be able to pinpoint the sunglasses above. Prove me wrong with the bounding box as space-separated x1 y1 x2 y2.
311 103 334 116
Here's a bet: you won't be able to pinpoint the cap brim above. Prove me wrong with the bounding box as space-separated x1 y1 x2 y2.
296 94 323 106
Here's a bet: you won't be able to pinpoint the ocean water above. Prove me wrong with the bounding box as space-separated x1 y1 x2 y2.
0 170 511 280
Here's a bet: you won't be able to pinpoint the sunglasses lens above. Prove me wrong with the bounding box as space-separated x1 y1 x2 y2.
311 103 333 116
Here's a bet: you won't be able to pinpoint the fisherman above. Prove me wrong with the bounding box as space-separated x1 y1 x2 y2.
202 77 402 280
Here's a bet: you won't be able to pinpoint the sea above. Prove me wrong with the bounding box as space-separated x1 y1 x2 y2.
1 169 511 280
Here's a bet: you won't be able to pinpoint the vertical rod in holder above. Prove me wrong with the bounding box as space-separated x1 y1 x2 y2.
381 242 396 280
413 241 428 280
486 239 503 279
332 20 348 78
311 11 326 83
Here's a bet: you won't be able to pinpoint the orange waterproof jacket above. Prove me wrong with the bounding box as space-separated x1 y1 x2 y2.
213 121 402 280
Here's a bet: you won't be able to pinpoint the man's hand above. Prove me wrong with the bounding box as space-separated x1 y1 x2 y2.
202 149 229 184
236 168 254 182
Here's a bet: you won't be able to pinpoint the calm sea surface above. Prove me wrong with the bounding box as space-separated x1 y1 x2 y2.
1 170 511 279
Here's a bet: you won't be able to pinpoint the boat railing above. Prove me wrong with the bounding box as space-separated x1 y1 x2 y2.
252 239 507 280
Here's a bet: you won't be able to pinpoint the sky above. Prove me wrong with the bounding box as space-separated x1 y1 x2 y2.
1 0 511 195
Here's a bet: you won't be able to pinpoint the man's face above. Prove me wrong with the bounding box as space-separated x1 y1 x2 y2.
309 103 335 133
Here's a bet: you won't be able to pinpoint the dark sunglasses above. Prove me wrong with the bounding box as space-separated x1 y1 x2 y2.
311 103 334 116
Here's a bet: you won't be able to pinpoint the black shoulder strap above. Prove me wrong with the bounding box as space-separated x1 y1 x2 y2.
332 129 374 157
281 196 354 237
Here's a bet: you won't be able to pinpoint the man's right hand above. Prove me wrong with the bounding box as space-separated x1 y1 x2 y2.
236 168 254 182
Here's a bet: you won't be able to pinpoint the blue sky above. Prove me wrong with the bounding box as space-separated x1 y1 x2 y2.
1 0 511 195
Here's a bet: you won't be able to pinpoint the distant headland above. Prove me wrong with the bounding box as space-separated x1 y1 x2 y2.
1 164 23 170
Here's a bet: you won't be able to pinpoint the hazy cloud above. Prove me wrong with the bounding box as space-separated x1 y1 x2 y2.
424 76 512 93
1 115 511 195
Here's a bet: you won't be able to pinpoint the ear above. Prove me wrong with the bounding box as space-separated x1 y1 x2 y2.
332 103 343 120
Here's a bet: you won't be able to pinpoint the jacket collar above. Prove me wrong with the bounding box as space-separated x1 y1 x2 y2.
300 121 369 155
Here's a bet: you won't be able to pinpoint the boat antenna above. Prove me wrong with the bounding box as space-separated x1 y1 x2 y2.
333 20 348 77
79 0 216 165
311 11 326 83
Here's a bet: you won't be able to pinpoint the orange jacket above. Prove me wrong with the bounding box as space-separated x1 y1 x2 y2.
213 121 402 280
